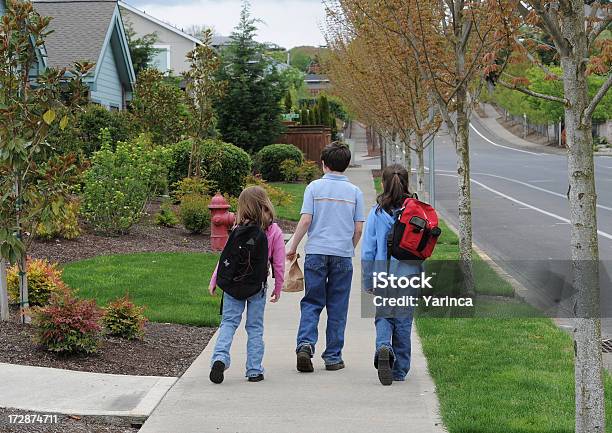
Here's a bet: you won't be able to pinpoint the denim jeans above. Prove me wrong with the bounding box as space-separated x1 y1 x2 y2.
296 254 353 365
211 288 266 377
374 316 413 381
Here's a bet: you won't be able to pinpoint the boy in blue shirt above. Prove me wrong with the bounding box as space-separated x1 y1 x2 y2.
286 142 365 372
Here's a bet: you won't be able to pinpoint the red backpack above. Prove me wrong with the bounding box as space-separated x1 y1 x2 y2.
387 197 442 262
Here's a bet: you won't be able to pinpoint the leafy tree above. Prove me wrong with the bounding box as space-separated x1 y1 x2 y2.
0 0 92 322
184 29 226 177
125 21 159 76
214 1 287 152
131 68 191 146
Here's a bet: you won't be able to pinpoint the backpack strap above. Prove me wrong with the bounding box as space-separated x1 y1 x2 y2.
386 208 403 273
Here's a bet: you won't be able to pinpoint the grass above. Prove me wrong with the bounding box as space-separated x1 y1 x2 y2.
372 175 612 431
62 252 221 327
271 182 306 221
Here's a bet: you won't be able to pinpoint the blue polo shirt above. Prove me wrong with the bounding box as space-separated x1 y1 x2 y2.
301 173 365 258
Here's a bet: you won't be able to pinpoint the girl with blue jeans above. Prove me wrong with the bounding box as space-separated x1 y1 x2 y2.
208 186 285 384
361 164 421 385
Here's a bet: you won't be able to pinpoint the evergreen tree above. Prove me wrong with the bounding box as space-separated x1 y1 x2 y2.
300 108 309 125
214 2 287 152
318 95 330 125
313 105 321 125
309 109 316 125
284 90 293 113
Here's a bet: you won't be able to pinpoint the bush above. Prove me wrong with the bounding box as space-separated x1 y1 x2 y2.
171 177 212 203
155 201 179 227
82 131 172 235
168 140 193 189
255 144 303 181
32 292 102 354
245 175 292 208
280 159 300 182
200 140 252 196
7 259 70 307
298 160 322 183
180 194 211 233
36 200 81 240
79 105 134 156
103 296 147 340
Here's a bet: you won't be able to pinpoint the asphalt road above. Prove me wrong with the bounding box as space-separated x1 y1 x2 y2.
362 116 612 334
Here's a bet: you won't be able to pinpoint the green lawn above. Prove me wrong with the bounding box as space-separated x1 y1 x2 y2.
373 174 612 431
62 252 221 327
271 182 306 221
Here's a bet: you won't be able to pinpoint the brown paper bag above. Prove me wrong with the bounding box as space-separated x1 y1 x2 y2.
282 254 304 293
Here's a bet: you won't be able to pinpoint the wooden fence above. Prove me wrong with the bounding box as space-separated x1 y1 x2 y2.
277 126 332 163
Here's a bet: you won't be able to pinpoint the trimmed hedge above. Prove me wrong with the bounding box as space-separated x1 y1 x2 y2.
255 144 304 182
200 140 252 196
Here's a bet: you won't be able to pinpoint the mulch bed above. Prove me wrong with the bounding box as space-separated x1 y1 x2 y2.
0 408 140 433
0 310 215 377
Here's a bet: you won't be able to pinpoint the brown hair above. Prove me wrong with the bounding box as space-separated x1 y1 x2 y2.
376 164 412 214
236 186 275 230
321 142 351 172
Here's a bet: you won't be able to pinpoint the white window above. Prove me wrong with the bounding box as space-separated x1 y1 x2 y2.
150 44 171 73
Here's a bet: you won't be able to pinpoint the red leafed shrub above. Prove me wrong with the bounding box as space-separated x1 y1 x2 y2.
103 296 147 340
32 292 103 354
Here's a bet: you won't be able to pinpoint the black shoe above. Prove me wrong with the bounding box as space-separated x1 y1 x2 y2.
325 361 345 371
296 346 314 373
248 374 264 382
209 360 225 384
377 347 393 386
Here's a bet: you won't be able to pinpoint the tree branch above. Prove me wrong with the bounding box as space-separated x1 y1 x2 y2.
588 15 611 47
584 72 612 121
525 0 570 56
498 79 568 104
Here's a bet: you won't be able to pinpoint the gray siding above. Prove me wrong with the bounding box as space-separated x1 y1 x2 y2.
90 43 124 108
0 1 5 14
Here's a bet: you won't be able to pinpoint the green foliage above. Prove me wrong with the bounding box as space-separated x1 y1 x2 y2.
79 105 134 156
214 3 287 152
131 69 191 146
200 139 252 196
284 90 293 112
180 194 211 233
245 175 293 209
309 108 316 125
255 143 304 181
125 21 159 77
36 200 81 240
171 177 212 203
155 201 179 227
82 132 172 235
7 258 70 307
280 159 300 182
103 296 147 340
168 140 193 188
298 160 322 183
33 292 102 354
300 108 309 125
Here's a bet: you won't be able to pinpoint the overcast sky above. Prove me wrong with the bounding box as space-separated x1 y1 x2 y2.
127 0 327 49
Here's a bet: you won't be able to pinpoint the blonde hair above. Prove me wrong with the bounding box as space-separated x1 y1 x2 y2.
236 186 275 230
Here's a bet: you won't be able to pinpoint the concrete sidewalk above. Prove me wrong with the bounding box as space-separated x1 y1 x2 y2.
0 362 176 417
140 166 446 433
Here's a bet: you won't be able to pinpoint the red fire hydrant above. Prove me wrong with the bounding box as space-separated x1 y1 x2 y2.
209 193 235 251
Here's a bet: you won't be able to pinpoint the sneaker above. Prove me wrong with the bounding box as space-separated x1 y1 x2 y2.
296 346 314 373
325 361 345 371
248 374 264 382
209 360 225 384
377 347 393 386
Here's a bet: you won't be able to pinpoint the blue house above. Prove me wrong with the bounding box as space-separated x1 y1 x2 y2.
31 0 136 109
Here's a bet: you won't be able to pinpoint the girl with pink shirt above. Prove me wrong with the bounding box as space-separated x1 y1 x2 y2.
208 186 285 384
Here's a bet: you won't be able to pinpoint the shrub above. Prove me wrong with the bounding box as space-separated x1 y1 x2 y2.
200 140 252 196
245 175 292 208
79 105 134 156
298 160 322 184
155 201 179 227
32 292 102 354
36 200 81 240
180 194 211 233
103 296 147 340
280 159 300 182
255 144 303 181
82 131 172 235
168 140 193 189
7 259 70 307
171 177 212 203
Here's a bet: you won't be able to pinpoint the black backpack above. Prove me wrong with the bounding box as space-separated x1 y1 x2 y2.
216 224 269 300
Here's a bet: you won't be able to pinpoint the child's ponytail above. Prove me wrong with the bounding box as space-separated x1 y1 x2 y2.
376 164 412 214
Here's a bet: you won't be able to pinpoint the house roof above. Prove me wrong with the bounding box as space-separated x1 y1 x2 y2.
118 1 203 46
34 0 117 69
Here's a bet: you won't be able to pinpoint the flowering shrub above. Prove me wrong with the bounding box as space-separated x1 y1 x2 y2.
36 200 81 240
245 175 292 208
32 292 102 354
171 177 212 203
280 159 300 182
298 160 322 183
180 194 211 233
7 259 70 307
82 130 172 235
103 296 147 340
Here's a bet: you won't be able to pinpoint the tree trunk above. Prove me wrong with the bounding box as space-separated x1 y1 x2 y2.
0 259 8 321
561 2 605 431
404 138 412 190
14 174 30 324
416 132 425 196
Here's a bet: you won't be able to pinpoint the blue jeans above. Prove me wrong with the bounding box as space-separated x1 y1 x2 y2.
211 288 266 377
374 316 413 381
296 254 353 365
